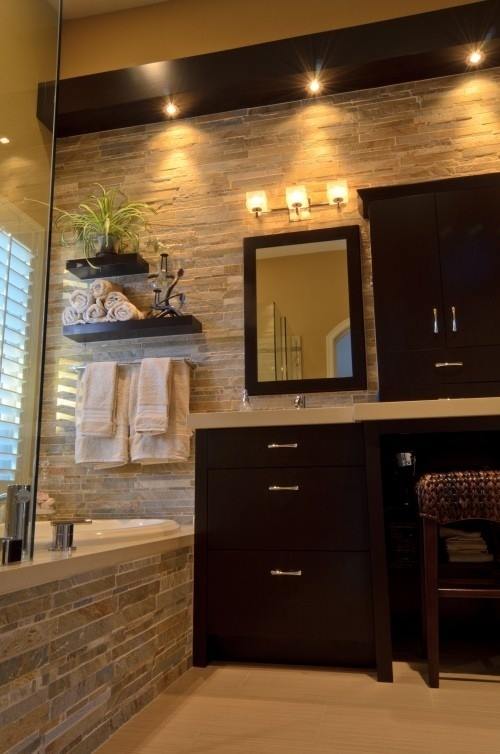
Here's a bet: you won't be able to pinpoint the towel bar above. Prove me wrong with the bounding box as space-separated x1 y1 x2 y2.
71 358 197 372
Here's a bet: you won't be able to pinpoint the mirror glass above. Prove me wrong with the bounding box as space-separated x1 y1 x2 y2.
256 239 352 382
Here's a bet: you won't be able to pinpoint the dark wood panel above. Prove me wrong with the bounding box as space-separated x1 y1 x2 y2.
46 2 500 136
207 467 368 551
358 171 500 219
437 187 500 348
63 315 202 343
207 550 375 666
370 194 445 353
206 424 365 468
193 430 209 667
66 252 149 280
363 423 394 682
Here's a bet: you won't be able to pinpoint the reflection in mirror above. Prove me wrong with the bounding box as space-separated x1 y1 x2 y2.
256 240 352 382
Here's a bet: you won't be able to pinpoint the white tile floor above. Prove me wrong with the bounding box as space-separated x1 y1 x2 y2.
97 660 500 754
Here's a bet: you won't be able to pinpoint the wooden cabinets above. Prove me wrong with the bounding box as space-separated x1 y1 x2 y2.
194 424 387 674
362 174 500 401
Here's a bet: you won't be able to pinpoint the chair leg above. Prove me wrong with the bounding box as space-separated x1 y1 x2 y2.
419 523 427 657
422 517 439 688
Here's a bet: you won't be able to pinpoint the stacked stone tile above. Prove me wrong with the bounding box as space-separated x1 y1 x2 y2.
0 547 192 753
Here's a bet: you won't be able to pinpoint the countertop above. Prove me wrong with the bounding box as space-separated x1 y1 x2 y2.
0 525 194 597
188 396 500 429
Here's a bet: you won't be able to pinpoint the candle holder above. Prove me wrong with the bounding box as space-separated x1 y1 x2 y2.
148 252 186 318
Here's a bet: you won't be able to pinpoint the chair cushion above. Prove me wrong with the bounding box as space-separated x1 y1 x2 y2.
417 470 500 524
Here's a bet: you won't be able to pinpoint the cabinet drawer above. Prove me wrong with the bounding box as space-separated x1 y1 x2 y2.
379 347 500 400
207 467 368 551
206 424 364 468
207 550 374 666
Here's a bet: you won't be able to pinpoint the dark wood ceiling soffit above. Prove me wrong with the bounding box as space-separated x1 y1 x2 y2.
42 0 500 137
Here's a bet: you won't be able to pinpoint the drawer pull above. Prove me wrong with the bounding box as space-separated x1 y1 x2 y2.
268 485 300 492
270 569 302 577
267 443 298 449
434 361 464 368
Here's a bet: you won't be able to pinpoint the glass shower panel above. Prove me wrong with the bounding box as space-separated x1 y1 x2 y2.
0 0 60 558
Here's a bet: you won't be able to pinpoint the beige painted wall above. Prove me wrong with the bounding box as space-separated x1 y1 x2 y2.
60 0 471 79
257 249 349 379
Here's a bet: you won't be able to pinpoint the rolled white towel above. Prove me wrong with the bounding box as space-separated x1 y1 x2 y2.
103 290 129 311
90 279 122 302
107 300 144 322
83 301 107 323
69 288 93 314
62 306 83 326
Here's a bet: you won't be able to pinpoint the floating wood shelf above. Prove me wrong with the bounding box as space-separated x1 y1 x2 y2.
66 252 149 280
63 315 202 343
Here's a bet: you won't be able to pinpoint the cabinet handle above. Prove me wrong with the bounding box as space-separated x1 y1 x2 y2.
267 443 298 449
268 485 300 492
434 361 464 368
451 306 457 332
433 307 439 334
270 569 302 577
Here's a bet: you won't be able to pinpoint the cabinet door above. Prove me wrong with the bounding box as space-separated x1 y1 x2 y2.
370 194 445 351
437 187 500 348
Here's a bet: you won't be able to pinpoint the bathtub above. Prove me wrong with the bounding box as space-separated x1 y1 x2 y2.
35 518 180 548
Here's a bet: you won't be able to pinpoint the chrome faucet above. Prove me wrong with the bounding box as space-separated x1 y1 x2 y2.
294 394 306 409
49 518 92 552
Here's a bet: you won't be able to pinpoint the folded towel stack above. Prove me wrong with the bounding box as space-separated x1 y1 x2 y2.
440 527 493 563
75 358 192 467
62 279 144 325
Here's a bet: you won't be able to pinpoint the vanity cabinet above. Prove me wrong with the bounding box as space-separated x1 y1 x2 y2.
194 424 379 671
362 174 500 401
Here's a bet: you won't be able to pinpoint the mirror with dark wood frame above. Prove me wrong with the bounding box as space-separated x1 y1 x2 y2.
244 226 366 396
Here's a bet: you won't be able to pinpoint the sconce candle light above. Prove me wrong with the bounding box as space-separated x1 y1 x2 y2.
246 190 269 217
285 185 310 221
246 180 349 221
327 180 349 208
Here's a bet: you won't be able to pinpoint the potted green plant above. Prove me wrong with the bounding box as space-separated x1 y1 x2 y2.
54 183 156 268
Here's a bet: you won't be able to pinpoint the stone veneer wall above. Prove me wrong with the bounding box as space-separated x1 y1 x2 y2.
0 545 192 754
40 68 500 521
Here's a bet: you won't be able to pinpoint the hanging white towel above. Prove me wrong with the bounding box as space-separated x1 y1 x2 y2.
134 358 172 435
75 366 131 468
79 362 118 437
130 360 191 465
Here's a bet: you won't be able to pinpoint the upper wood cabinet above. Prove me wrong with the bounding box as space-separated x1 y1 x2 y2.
359 174 500 401
436 187 500 349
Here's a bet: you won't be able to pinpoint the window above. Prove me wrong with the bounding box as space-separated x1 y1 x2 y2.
0 230 34 482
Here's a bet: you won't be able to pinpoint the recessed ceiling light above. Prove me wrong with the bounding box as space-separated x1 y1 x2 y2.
0 137 10 145
165 101 179 117
467 49 484 66
308 78 322 95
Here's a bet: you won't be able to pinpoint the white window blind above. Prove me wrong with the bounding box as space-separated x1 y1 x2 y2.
0 230 33 481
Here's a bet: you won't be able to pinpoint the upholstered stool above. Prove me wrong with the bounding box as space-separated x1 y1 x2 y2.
417 470 500 688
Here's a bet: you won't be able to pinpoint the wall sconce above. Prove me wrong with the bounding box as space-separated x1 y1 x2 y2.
246 190 269 217
246 180 348 221
327 180 349 208
285 185 311 221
